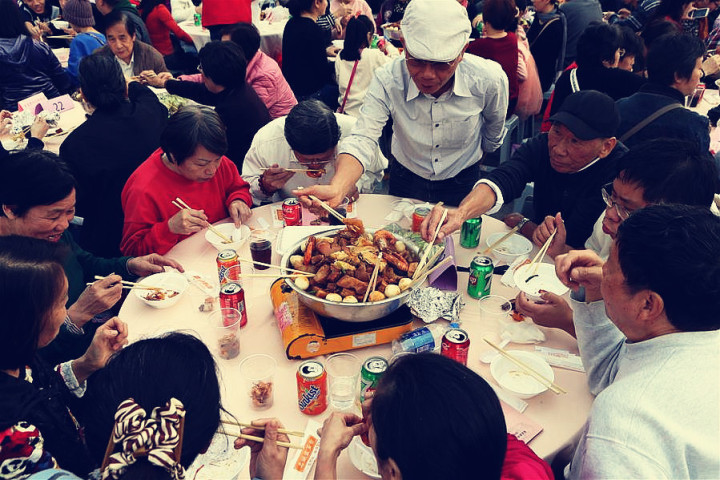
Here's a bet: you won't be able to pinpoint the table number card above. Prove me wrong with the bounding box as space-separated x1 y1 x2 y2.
46 94 75 113
17 92 48 113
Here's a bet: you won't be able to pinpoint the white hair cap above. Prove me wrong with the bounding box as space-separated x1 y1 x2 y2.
401 0 472 62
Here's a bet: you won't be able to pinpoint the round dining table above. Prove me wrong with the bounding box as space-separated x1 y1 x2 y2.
119 193 594 479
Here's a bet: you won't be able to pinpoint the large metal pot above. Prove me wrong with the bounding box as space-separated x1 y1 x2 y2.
279 227 419 323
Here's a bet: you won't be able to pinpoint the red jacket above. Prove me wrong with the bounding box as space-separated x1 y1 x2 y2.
120 148 252 256
143 5 193 56
202 0 251 27
502 434 554 480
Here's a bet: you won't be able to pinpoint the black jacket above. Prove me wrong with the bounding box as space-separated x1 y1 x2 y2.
60 82 168 258
0 35 72 110
282 17 334 97
0 357 94 476
484 133 627 247
165 79 270 170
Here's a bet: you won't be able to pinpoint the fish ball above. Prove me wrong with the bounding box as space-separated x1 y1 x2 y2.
343 296 358 303
368 291 386 302
384 284 401 297
326 293 343 302
398 278 412 291
294 276 310 291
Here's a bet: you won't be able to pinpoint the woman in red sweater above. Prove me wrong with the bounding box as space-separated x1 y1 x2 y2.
140 0 194 71
121 105 253 256
467 0 520 115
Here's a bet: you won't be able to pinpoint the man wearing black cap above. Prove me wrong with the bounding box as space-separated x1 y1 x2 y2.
422 90 627 248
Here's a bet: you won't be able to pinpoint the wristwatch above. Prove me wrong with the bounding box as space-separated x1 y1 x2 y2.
516 217 530 233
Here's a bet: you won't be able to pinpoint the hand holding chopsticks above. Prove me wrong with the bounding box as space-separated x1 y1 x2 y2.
483 339 566 394
526 228 557 279
171 197 233 242
218 419 302 449
414 202 446 279
308 195 346 223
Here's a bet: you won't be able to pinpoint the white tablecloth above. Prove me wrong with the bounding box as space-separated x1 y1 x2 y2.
118 194 594 479
179 19 287 62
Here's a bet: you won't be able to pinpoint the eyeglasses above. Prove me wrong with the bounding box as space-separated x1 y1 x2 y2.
601 183 632 220
405 54 458 73
197 64 203 73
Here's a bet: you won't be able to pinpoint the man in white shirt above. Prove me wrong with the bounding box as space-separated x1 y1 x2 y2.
555 204 720 479
242 100 387 205
294 0 509 208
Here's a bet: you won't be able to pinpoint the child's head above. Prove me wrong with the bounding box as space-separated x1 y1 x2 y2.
340 15 374 61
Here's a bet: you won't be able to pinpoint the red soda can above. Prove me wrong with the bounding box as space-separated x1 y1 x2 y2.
282 198 302 226
219 282 248 328
441 328 470 366
217 249 240 285
412 206 430 232
296 360 328 415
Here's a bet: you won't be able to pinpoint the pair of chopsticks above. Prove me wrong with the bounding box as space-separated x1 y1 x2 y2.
406 255 454 290
482 224 522 255
260 167 324 173
413 202 445 280
221 419 303 437
92 275 167 291
46 35 74 39
525 228 557 279
308 195 345 223
237 256 315 277
362 252 383 302
218 420 302 449
483 339 566 394
171 197 233 244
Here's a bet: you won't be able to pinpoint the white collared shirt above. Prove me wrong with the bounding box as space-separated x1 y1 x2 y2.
116 53 135 78
339 53 508 181
242 114 388 205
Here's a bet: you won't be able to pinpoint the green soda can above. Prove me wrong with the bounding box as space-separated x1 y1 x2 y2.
460 217 482 248
193 13 201 26
359 356 388 404
467 255 493 299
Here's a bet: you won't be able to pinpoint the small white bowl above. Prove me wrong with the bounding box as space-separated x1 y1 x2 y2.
513 263 569 302
486 233 533 264
51 20 70 29
205 224 251 252
134 272 188 309
490 350 554 399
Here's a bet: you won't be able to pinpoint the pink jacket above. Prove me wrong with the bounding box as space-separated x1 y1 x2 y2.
180 51 297 119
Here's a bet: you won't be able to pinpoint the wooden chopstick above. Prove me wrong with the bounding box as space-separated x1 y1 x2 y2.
216 430 302 449
237 256 315 276
173 197 233 244
220 419 304 437
93 275 167 290
414 203 445 279
260 167 324 173
242 273 313 278
363 252 383 302
308 195 345 223
482 225 521 255
526 229 557 276
483 339 566 394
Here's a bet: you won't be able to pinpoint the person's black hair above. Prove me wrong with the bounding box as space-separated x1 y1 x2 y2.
708 104 720 128
340 16 374 62
616 25 644 63
198 41 247 89
646 33 704 85
0 150 76 218
576 22 620 68
160 105 228 164
81 332 223 475
0 0 29 38
229 22 262 60
284 100 341 155
78 54 127 111
371 353 507 479
287 0 315 17
640 19 681 50
615 204 720 332
652 0 692 21
0 236 66 371
104 9 136 37
618 139 717 207
103 0 122 7
483 0 517 32
139 0 165 21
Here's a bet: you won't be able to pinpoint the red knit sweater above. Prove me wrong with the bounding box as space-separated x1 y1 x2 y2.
143 4 193 56
120 148 252 256
467 33 519 107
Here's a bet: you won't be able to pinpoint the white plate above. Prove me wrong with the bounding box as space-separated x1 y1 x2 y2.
133 271 188 309
186 433 250 480
513 263 569 302
348 437 380 478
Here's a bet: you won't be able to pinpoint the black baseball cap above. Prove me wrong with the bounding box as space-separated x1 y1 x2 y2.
549 90 620 140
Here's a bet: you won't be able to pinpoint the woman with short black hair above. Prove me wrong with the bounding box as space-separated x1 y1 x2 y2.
120 105 254 256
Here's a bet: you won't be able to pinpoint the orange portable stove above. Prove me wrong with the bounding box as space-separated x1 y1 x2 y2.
271 279 413 359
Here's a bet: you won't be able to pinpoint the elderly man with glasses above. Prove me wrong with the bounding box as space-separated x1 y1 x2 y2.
293 0 509 208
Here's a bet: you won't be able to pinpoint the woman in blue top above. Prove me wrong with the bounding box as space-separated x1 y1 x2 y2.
62 0 106 83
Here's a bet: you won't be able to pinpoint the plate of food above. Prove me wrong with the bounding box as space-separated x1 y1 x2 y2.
382 22 402 41
348 436 380 479
134 271 188 309
513 263 568 302
186 433 250 480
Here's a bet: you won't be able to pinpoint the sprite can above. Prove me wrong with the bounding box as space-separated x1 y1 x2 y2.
359 356 388 404
193 12 201 26
467 255 493 299
460 217 482 248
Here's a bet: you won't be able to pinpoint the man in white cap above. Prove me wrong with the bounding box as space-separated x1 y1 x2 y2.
293 0 509 208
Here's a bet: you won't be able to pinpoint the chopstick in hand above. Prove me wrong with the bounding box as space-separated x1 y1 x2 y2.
414 203 446 279
216 429 302 449
483 338 566 395
220 419 303 437
526 228 557 277
173 197 233 244
308 195 345 223
92 275 167 291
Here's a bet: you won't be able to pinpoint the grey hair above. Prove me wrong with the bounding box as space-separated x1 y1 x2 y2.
160 105 228 164
284 100 341 155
